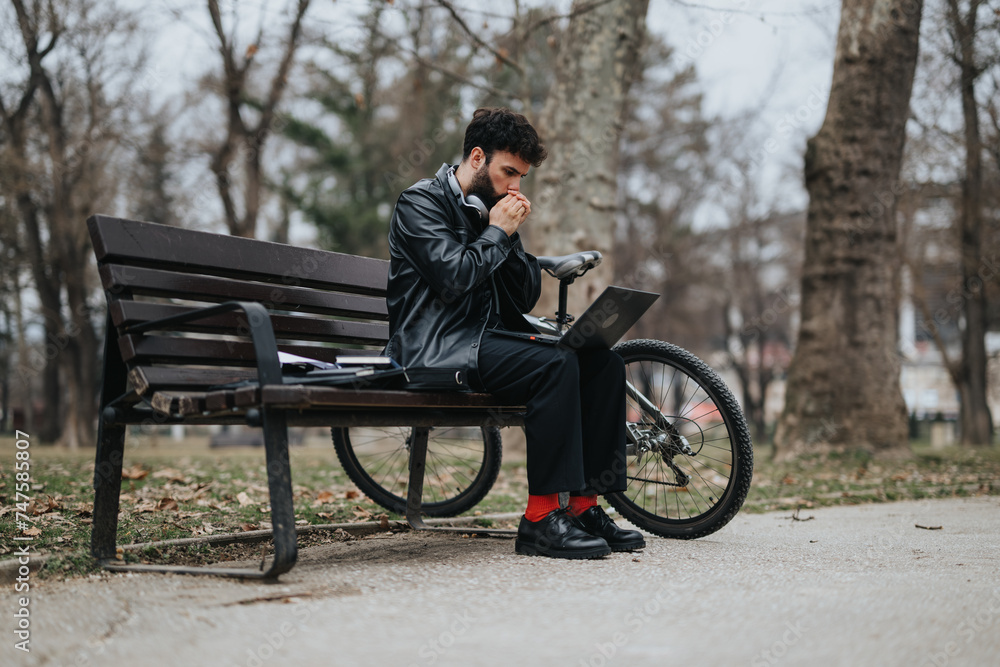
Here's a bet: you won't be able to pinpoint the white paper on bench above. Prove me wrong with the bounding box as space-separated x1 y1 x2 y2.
277 351 339 370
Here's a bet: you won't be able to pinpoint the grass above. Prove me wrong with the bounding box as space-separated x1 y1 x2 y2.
742 443 1000 512
1 430 998 579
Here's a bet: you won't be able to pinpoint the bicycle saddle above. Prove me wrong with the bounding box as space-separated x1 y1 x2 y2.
536 251 603 280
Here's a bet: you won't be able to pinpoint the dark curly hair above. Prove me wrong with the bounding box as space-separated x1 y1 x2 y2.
462 107 548 168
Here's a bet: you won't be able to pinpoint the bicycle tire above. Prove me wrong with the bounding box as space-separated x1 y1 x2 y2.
606 339 753 539
331 426 502 517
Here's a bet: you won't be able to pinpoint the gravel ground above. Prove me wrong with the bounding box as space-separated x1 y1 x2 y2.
5 497 1000 667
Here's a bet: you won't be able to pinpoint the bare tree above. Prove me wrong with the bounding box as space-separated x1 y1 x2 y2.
205 0 311 238
774 0 923 459
0 0 147 447
940 0 995 444
899 0 998 444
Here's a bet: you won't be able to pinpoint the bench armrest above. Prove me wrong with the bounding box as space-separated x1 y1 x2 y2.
122 301 282 386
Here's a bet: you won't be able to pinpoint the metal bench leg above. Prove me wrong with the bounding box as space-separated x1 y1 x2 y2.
91 419 126 563
405 427 431 529
92 314 127 564
101 408 297 579
258 409 297 576
406 427 516 538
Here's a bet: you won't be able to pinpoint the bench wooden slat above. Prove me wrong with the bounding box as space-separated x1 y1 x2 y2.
110 302 388 344
119 335 384 368
101 266 388 320
89 215 389 295
151 391 207 416
259 385 518 410
129 366 259 394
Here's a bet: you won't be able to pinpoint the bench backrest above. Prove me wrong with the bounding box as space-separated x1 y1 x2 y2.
88 215 391 397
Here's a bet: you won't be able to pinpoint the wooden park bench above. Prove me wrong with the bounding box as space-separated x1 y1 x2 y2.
88 215 526 579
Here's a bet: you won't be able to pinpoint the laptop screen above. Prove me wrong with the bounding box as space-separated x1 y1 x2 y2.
558 286 659 350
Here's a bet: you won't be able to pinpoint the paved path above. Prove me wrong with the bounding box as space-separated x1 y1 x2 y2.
6 497 1000 667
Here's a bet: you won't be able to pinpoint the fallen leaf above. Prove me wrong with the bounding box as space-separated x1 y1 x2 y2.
157 497 179 512
152 468 187 483
781 475 797 485
316 491 335 503
22 527 42 537
344 490 359 500
122 464 149 480
351 505 373 521
240 523 259 532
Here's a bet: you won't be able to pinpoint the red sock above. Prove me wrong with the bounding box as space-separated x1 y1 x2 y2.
524 493 562 522
568 494 598 516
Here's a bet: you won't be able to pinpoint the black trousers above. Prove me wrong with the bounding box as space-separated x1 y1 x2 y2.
475 331 627 496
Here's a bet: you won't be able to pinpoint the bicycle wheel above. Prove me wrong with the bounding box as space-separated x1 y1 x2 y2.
606 339 753 539
331 426 502 517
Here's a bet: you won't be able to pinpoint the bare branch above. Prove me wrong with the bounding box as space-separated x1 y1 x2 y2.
400 44 517 101
433 0 524 75
258 0 311 135
521 0 615 38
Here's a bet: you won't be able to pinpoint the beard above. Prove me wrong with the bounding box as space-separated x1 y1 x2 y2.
467 163 505 210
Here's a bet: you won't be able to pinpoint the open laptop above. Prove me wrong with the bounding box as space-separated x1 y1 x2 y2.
489 285 659 350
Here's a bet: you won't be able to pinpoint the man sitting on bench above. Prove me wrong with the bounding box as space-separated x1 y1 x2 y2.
385 107 644 559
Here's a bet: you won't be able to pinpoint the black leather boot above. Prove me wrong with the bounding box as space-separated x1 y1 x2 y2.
573 506 645 552
515 508 611 559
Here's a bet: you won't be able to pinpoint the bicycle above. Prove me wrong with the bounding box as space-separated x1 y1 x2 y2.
332 251 753 539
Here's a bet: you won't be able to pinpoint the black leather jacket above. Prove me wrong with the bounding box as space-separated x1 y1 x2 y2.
386 163 542 390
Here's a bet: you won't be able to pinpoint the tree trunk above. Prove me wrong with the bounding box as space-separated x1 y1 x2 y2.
528 0 650 321
774 0 922 459
17 198 64 444
948 0 993 445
